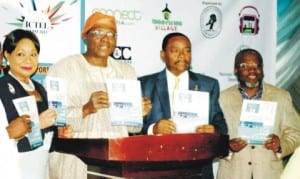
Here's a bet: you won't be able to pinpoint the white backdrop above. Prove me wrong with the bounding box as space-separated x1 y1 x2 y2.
0 0 277 178
83 0 276 90
0 0 276 90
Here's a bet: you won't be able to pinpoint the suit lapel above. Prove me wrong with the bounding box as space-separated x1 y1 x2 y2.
156 70 172 117
188 71 200 91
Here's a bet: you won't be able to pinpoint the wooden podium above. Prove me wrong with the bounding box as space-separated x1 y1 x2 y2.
53 133 229 178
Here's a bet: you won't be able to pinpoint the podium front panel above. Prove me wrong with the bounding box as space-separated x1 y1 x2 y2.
53 133 229 178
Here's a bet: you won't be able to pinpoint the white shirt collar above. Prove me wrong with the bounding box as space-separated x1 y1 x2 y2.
166 69 188 78
166 69 189 89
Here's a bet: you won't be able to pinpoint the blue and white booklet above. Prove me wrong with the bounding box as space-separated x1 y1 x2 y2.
106 79 143 128
238 99 277 145
44 76 67 127
13 96 43 149
173 90 209 133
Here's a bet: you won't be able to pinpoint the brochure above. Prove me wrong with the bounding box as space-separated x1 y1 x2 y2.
173 90 209 133
238 99 277 145
13 96 43 149
106 79 143 127
44 76 67 126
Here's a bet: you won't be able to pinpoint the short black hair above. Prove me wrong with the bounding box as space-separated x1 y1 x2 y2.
161 32 190 51
2 29 40 55
234 48 263 68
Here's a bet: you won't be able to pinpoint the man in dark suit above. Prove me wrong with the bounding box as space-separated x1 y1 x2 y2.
138 32 228 179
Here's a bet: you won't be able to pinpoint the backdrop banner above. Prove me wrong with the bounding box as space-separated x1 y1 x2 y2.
0 0 276 90
83 0 276 90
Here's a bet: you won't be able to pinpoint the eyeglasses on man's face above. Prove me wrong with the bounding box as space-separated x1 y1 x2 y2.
239 63 261 70
88 30 117 39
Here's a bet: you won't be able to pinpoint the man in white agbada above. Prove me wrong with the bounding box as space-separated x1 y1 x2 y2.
47 12 151 178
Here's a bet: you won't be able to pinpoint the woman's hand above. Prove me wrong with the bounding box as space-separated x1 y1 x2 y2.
39 109 56 129
6 115 31 139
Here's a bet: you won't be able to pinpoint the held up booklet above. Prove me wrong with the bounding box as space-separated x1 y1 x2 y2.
238 99 277 145
106 79 143 128
13 96 43 149
44 76 67 127
173 90 209 133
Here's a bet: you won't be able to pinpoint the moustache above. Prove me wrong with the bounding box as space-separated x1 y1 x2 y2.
174 60 189 65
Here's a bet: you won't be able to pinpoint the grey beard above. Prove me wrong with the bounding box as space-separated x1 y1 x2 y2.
245 81 260 88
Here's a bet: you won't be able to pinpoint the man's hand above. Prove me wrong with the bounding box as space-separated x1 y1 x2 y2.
229 138 248 152
6 115 31 140
142 97 152 117
195 124 215 133
153 119 176 134
83 91 109 118
264 134 281 153
58 125 74 138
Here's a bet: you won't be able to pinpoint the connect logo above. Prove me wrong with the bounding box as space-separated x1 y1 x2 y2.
93 8 142 25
